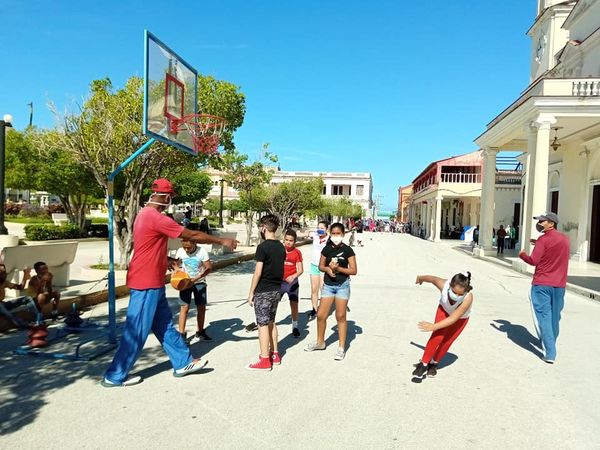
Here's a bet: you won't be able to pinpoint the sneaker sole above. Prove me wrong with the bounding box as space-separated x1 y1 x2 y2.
304 346 326 352
101 376 142 387
173 359 208 378
246 366 272 371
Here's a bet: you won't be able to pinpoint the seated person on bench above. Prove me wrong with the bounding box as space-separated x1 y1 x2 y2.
0 264 37 328
28 261 61 321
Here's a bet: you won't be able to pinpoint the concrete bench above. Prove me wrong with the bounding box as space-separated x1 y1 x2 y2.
51 213 69 225
1 241 79 290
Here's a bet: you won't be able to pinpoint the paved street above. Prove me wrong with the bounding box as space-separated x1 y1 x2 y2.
1 233 600 448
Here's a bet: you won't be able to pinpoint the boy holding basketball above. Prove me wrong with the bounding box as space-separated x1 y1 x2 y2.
175 238 212 342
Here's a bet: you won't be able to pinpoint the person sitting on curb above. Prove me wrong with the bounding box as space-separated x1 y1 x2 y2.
28 261 61 321
0 264 38 328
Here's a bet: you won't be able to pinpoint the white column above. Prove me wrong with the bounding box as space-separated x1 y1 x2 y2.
577 145 592 261
520 124 537 252
529 116 555 242
477 148 498 254
434 196 443 242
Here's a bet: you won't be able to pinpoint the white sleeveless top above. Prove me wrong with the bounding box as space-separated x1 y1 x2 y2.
440 280 472 319
311 233 329 265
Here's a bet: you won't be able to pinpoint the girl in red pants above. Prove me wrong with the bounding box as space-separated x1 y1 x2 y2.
412 272 473 379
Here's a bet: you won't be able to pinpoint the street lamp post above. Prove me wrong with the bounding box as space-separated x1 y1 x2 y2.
0 114 14 235
219 179 225 228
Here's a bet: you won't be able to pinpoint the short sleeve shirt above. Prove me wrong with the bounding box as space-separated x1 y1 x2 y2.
175 246 210 284
283 247 303 280
127 207 184 290
321 243 355 286
255 239 285 293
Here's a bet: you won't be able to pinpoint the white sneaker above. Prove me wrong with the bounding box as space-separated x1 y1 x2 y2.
334 347 345 361
304 341 326 352
173 358 208 377
101 376 142 387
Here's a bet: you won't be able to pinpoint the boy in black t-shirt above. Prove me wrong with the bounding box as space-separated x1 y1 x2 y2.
305 222 357 361
246 214 286 371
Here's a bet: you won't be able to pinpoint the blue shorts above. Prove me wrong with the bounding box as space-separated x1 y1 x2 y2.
321 280 351 300
179 283 207 306
310 263 321 276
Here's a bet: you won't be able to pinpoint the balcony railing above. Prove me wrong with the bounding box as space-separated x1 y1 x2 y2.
487 77 600 129
440 173 481 183
495 170 522 185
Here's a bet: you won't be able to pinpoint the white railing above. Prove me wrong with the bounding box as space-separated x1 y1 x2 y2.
572 80 600 96
440 173 481 183
495 171 522 185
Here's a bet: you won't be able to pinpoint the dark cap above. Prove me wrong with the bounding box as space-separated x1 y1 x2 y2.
151 178 175 195
533 212 559 224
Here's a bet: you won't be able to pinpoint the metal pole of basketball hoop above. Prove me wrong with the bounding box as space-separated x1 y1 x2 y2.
219 179 225 228
107 138 156 343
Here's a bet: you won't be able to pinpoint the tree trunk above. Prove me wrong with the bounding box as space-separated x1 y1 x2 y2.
245 211 255 246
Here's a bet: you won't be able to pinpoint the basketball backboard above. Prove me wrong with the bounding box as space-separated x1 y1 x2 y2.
143 30 198 154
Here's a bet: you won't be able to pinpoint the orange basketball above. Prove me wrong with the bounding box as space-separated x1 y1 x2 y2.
170 271 193 291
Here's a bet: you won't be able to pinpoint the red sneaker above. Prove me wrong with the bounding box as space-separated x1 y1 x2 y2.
246 355 272 371
271 351 281 365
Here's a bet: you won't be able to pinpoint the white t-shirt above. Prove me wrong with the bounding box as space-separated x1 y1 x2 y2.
175 246 210 284
439 280 471 319
311 233 329 265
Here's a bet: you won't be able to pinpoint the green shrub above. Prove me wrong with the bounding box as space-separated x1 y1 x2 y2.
25 224 83 241
90 217 108 224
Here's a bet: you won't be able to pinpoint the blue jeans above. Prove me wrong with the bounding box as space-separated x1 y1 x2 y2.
104 287 192 383
530 285 565 361
321 280 351 300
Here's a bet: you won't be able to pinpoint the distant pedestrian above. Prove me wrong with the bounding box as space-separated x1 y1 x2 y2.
496 225 506 254
412 272 473 379
473 225 479 246
519 212 569 364
509 224 516 249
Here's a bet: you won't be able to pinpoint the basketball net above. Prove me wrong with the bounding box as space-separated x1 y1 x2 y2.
170 113 226 155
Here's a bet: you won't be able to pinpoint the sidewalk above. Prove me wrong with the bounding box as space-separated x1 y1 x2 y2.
443 239 600 301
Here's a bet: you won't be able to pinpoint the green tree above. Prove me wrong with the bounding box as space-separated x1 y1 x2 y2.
5 129 37 190
202 198 221 215
315 197 363 222
30 129 103 229
167 170 213 204
263 178 324 232
220 144 276 245
47 75 245 267
227 198 248 219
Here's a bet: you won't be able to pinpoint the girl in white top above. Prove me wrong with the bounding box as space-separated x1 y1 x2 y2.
308 221 329 320
412 272 474 379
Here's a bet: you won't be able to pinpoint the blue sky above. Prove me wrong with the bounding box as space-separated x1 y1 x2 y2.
0 0 534 211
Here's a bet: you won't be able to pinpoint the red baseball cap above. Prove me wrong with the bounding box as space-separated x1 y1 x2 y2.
151 178 176 194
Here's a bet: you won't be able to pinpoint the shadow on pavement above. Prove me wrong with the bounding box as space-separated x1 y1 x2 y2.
324 320 363 351
490 319 543 359
567 275 600 293
211 260 256 276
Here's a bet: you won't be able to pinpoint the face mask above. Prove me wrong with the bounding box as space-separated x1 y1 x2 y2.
316 229 326 236
147 193 172 208
535 223 544 233
448 289 466 302
330 235 343 245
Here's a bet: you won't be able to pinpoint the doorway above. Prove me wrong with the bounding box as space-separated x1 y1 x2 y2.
590 185 600 263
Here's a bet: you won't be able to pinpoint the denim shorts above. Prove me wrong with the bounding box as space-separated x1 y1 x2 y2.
310 263 321 276
321 280 351 300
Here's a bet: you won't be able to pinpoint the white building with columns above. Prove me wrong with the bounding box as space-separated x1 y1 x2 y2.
408 150 521 241
475 0 600 264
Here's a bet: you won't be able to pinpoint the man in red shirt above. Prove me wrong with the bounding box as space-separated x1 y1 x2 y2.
519 212 569 364
103 178 237 387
